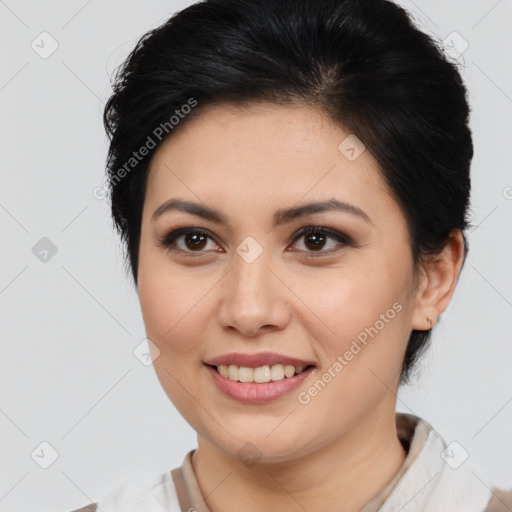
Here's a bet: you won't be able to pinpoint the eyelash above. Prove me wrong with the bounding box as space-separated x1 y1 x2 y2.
157 225 353 259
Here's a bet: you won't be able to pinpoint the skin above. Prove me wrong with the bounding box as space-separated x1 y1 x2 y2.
137 103 465 512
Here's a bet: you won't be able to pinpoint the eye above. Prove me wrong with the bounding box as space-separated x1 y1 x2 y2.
289 226 351 257
157 225 352 258
157 227 221 256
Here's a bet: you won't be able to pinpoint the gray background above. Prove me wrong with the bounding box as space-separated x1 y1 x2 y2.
0 0 511 510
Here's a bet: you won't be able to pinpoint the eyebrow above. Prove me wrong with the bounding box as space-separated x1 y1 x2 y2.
151 198 372 226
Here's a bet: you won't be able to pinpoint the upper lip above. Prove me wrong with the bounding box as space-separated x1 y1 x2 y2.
204 352 316 368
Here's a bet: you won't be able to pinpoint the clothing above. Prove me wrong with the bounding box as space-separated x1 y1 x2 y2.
70 413 512 512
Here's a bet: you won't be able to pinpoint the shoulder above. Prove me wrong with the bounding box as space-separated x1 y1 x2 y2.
69 505 97 512
67 471 181 512
485 487 512 512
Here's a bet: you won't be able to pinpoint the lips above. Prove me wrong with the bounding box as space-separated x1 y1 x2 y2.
203 351 316 368
203 352 317 403
205 364 315 404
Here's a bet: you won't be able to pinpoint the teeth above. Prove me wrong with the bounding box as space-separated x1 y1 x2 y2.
238 366 254 382
253 365 271 383
270 364 284 381
284 365 295 378
228 364 239 381
216 363 308 383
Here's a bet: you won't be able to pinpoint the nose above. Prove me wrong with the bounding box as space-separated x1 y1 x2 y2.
217 247 291 337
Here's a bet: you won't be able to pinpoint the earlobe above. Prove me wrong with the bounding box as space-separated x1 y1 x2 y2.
411 230 466 331
412 308 438 331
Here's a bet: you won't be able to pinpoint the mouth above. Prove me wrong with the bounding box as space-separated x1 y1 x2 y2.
203 354 317 403
206 363 314 384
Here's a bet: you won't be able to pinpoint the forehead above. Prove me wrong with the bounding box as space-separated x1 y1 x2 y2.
144 104 396 221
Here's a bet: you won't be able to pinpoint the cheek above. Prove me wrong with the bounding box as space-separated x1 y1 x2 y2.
137 257 215 413
290 261 411 377
137 249 218 360
291 276 411 428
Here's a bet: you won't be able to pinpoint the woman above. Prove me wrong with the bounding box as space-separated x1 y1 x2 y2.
72 0 511 510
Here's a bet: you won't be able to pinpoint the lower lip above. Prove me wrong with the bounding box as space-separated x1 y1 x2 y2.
205 364 315 404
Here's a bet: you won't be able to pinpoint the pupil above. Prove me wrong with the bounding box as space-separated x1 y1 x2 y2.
186 233 207 250
305 233 325 251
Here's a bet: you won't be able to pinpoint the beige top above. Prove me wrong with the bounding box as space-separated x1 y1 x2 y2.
70 413 512 512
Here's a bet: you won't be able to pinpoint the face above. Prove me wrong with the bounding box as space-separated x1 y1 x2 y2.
137 103 421 463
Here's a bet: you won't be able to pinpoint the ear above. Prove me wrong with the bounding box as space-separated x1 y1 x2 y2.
411 230 466 330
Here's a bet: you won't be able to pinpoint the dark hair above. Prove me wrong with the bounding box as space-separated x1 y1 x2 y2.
103 0 473 384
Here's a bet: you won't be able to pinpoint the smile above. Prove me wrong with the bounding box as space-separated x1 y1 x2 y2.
214 363 310 383
204 363 315 404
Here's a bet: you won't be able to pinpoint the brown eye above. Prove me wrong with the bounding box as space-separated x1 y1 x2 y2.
303 232 328 251
183 232 208 251
158 228 221 256
290 226 351 257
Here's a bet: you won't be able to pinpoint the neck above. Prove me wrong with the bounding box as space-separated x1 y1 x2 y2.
192 406 407 512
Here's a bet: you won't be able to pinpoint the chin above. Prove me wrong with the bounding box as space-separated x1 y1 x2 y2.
199 420 319 466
